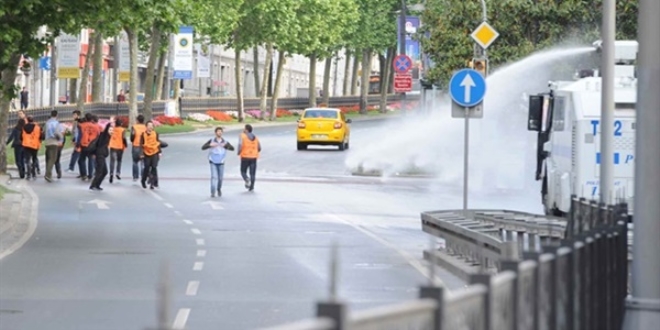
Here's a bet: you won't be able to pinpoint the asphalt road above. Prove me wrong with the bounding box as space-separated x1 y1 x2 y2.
0 118 540 330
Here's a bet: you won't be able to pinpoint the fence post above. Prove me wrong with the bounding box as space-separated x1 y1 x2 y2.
469 273 492 330
501 260 520 330
419 286 444 330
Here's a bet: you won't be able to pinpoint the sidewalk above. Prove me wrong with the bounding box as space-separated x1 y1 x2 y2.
0 174 39 260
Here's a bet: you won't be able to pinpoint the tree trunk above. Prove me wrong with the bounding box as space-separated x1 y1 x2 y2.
269 50 286 121
322 55 332 106
155 53 166 100
144 24 163 120
126 27 139 127
351 50 360 95
379 53 386 86
359 49 371 114
69 79 77 104
91 31 104 102
342 50 351 96
258 43 273 120
173 79 180 114
77 38 95 112
308 53 317 108
252 46 260 97
234 50 244 122
388 59 394 94
0 53 21 174
379 47 395 113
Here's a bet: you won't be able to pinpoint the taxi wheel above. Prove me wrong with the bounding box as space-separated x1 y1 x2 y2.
297 142 307 151
338 142 345 151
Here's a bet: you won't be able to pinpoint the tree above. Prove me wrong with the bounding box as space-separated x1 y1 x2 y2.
0 0 99 173
419 0 638 87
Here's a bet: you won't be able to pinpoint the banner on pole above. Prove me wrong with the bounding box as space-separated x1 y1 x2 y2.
173 26 194 80
56 33 80 79
118 32 130 82
197 52 210 78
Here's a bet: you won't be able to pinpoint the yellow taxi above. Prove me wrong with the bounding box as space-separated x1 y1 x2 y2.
296 108 352 151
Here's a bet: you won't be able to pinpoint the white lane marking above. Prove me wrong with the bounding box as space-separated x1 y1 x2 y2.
197 250 207 257
172 308 191 329
174 210 182 216
324 213 445 286
183 220 193 225
190 228 201 235
164 203 174 209
186 281 200 296
149 191 164 201
196 238 205 246
193 262 204 271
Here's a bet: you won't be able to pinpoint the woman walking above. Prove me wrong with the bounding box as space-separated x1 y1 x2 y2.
6 118 26 178
140 121 166 190
90 123 113 191
109 117 128 183
201 127 234 197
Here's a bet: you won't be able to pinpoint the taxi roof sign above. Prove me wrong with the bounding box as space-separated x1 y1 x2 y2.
471 21 499 49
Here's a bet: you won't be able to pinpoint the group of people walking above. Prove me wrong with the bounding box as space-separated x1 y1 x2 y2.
7 110 263 197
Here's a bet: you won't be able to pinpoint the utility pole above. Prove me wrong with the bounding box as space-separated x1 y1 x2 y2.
165 34 174 99
623 0 660 327
599 0 615 204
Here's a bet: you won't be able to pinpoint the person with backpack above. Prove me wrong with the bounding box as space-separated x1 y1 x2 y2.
139 121 167 189
201 127 234 197
78 113 100 181
89 123 113 191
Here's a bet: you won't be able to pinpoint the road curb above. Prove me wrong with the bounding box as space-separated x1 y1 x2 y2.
0 174 39 260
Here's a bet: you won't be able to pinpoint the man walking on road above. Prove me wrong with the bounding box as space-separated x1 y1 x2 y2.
90 123 113 191
44 110 62 182
130 115 147 182
140 121 163 190
67 110 81 173
202 127 234 197
237 124 261 191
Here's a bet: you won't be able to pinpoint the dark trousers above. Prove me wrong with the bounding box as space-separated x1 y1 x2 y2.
132 147 143 180
23 147 38 178
110 149 123 175
240 158 257 189
78 149 95 178
45 145 60 179
142 154 159 187
55 145 63 177
12 146 25 178
91 155 108 188
68 149 80 171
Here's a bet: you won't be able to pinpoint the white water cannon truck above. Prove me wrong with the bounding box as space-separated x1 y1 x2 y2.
527 40 637 216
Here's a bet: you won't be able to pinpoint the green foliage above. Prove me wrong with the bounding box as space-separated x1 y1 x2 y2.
351 0 399 52
420 0 638 87
195 0 243 46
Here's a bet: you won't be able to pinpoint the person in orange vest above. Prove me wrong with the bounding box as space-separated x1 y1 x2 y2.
108 117 128 183
130 115 147 182
77 113 101 181
139 121 163 189
21 116 41 180
237 124 261 191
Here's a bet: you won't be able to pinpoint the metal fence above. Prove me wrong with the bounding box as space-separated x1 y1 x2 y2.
5 94 417 135
259 197 629 330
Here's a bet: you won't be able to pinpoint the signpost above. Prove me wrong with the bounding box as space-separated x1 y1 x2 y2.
470 21 500 50
449 69 487 212
393 54 413 93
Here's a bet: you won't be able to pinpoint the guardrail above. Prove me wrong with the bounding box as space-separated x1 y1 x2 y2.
5 94 418 135
257 198 629 330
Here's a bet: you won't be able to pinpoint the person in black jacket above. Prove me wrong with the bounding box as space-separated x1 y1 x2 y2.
90 123 113 191
6 118 26 178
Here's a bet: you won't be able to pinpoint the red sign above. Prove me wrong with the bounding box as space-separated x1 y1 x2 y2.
393 74 412 93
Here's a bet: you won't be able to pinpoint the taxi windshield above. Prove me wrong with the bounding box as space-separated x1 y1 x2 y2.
303 110 339 119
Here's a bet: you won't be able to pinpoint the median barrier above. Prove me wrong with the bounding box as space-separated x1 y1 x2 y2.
254 197 628 330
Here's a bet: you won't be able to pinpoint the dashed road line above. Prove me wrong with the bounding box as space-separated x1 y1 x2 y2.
196 238 205 246
190 228 201 235
174 210 182 216
183 220 193 225
197 250 207 257
172 308 191 329
186 281 200 296
164 203 174 208
149 191 164 201
193 262 204 271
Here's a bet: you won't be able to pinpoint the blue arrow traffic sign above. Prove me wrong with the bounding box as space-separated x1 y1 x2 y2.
449 69 486 107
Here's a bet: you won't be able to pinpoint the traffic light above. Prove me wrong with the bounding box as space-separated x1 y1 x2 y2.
472 58 487 77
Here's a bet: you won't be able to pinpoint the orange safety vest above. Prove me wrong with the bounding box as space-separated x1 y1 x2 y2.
21 125 41 150
80 122 100 147
239 133 260 159
109 127 125 150
132 124 146 147
141 131 160 156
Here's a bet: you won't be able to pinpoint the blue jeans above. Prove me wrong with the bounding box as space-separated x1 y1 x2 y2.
210 162 224 194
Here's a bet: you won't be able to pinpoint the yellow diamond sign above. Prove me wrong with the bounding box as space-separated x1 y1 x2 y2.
471 21 499 49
